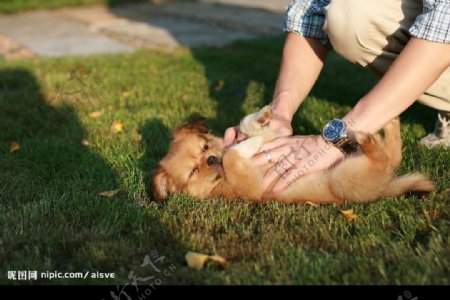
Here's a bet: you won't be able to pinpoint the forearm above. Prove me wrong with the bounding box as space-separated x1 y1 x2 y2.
271 33 328 122
344 38 450 133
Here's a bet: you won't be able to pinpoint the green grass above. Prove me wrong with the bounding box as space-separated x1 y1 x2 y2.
0 0 191 14
0 35 449 286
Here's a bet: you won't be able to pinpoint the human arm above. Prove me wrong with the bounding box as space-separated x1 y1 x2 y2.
223 33 328 146
343 37 450 133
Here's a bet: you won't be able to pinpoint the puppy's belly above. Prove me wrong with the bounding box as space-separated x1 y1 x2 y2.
272 172 342 204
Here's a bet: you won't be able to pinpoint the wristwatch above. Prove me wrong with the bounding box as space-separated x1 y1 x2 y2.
322 119 358 154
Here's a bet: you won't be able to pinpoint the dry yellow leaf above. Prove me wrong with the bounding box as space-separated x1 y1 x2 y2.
185 251 227 271
111 121 124 133
306 201 320 207
150 67 159 75
339 208 358 221
424 210 440 219
89 111 103 118
10 141 20 153
435 189 449 199
214 80 225 91
81 139 90 146
122 91 131 98
98 189 121 197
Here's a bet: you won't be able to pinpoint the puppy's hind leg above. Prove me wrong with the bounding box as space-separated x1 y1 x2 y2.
354 131 388 165
382 117 402 168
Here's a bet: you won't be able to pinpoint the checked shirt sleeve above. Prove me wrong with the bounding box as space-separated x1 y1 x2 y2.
409 0 450 43
283 0 331 46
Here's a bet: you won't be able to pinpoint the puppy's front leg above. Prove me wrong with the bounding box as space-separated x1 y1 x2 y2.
230 136 263 158
221 137 264 201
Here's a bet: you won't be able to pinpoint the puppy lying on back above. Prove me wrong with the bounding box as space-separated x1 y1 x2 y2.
152 106 434 204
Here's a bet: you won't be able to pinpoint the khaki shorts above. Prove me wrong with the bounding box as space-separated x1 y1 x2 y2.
323 0 450 112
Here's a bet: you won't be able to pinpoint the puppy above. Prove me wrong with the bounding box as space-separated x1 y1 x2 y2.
152 106 434 204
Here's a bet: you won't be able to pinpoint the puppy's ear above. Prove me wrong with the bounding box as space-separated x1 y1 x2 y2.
152 167 170 201
174 116 210 139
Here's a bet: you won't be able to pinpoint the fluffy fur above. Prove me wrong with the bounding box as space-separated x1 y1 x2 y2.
152 106 434 204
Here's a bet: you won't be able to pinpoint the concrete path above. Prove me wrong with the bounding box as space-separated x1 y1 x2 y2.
0 0 291 60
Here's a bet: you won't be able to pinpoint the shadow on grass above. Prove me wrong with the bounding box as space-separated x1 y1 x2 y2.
0 69 187 286
138 118 171 196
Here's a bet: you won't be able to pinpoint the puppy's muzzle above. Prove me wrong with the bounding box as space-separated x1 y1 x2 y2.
207 156 220 166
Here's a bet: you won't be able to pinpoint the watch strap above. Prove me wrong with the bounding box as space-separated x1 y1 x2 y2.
334 137 359 154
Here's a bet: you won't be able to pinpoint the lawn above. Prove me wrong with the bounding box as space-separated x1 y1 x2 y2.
0 35 449 287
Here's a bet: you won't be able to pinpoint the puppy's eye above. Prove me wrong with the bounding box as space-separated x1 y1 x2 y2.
190 167 199 176
202 145 209 152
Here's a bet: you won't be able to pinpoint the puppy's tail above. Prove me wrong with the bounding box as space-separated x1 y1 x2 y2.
382 173 434 198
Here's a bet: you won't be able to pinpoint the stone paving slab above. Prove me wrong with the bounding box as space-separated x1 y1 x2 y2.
0 10 133 57
58 5 257 48
0 1 289 59
115 2 284 35
200 0 292 13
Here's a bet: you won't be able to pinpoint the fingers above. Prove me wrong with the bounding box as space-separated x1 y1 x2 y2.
224 126 248 147
262 163 288 191
257 136 291 153
271 169 297 193
224 126 238 147
252 143 292 167
261 150 299 192
223 127 236 147
260 136 346 193
252 136 311 167
272 170 298 193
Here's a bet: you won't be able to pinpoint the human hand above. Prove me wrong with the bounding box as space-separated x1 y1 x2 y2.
223 113 293 147
252 134 345 193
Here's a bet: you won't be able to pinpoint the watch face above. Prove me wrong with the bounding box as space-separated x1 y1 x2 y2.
323 119 346 142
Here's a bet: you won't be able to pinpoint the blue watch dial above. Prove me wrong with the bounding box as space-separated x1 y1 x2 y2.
322 119 346 142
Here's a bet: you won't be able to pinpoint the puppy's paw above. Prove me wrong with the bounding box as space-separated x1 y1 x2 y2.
354 131 371 145
240 105 273 137
385 117 400 129
256 105 272 126
383 117 401 138
355 131 385 158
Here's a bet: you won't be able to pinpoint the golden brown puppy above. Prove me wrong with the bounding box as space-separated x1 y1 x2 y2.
152 106 434 204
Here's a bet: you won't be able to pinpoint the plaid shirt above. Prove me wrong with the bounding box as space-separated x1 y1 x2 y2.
284 0 450 45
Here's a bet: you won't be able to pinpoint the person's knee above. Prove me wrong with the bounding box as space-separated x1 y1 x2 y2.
324 0 376 66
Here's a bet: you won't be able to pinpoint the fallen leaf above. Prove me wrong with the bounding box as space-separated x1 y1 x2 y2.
98 189 121 197
89 111 103 118
122 91 131 98
81 139 90 146
150 67 159 75
424 210 440 219
214 80 225 91
306 201 320 207
111 121 124 133
435 189 449 199
108 104 121 111
185 251 227 271
10 141 20 153
339 208 358 221
132 133 143 145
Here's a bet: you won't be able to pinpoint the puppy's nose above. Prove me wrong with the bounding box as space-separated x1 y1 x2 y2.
207 156 219 166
